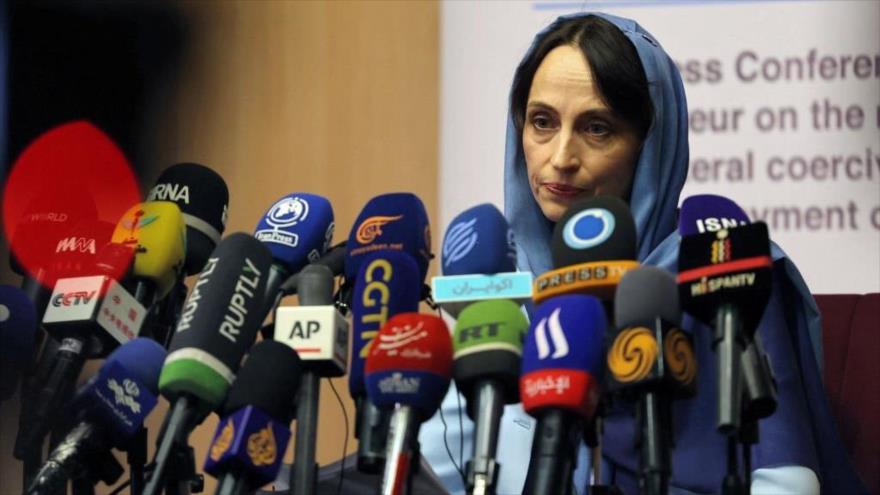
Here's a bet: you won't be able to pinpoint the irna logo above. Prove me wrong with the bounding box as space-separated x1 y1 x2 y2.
148 183 190 204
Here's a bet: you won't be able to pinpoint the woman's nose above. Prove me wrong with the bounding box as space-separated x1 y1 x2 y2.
550 129 580 172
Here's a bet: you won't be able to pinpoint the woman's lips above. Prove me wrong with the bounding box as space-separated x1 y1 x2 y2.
542 182 586 198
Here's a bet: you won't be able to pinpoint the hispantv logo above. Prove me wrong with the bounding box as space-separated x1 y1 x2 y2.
534 307 569 359
443 217 478 268
562 208 615 250
254 196 310 248
219 257 263 343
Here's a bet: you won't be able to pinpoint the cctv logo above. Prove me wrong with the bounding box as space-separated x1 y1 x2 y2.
562 208 615 250
443 217 478 268
534 307 569 359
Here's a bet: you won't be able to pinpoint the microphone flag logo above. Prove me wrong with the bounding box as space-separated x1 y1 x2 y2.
607 326 657 383
711 230 732 264
562 208 615 250
356 215 404 244
247 423 278 466
107 377 142 414
55 236 97 254
210 419 234 461
443 217 478 268
375 321 429 356
535 307 569 359
267 196 309 228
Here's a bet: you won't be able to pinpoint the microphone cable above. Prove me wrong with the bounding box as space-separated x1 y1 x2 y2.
434 304 467 488
326 376 349 495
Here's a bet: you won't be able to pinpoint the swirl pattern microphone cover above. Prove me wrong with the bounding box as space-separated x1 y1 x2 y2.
442 203 516 276
520 295 606 419
364 313 452 417
345 193 432 282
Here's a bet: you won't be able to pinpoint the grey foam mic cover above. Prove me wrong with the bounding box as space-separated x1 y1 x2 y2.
614 266 681 328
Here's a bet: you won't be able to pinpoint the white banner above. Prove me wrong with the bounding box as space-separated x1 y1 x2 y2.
440 0 880 293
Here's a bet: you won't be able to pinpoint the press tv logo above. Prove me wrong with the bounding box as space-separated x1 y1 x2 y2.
55 236 96 254
562 208 615 250
356 215 403 244
443 217 478 268
534 307 569 359
254 196 310 248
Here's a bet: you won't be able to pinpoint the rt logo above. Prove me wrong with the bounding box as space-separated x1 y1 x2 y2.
457 322 503 343
562 208 615 250
289 320 321 339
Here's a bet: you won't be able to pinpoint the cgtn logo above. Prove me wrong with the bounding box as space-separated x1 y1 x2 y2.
378 372 421 394
443 217 478 268
52 291 97 307
55 236 97 254
562 208 615 250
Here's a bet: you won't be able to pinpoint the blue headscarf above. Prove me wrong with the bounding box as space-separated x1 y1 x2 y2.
504 12 866 494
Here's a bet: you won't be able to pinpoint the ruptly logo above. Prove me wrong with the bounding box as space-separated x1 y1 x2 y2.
562 208 615 250
356 215 403 244
375 321 428 356
218 257 263 344
711 230 732 264
607 327 657 383
378 372 421 394
107 378 142 414
443 217 478 268
210 419 234 461
267 197 309 228
148 183 190 204
55 236 97 254
247 423 278 466
534 307 569 359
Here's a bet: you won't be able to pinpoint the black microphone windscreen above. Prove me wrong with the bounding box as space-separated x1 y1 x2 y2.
614 266 681 328
222 340 302 422
551 196 637 268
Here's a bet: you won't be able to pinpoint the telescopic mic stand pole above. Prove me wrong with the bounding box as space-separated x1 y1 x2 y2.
290 265 334 495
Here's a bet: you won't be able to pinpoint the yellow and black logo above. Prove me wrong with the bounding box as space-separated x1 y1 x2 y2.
608 327 657 383
711 230 732 264
664 329 697 386
247 423 278 466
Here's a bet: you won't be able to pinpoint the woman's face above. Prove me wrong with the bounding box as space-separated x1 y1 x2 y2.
523 44 643 223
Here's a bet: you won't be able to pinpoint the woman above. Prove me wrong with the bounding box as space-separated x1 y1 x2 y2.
422 12 866 495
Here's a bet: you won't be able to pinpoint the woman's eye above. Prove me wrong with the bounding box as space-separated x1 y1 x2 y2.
531 114 554 130
584 122 611 135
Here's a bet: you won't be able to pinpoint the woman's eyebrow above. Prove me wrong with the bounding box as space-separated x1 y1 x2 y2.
526 100 614 118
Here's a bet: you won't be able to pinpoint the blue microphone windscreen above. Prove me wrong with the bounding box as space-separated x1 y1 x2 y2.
104 338 168 394
254 193 335 274
0 285 38 360
344 193 431 282
521 295 607 378
678 194 750 236
441 203 516 276
348 250 421 398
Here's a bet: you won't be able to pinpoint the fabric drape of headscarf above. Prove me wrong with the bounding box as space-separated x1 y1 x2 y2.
504 12 866 494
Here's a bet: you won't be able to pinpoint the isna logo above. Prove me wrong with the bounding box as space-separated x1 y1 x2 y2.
267 196 310 228
562 208 615 250
443 217 478 267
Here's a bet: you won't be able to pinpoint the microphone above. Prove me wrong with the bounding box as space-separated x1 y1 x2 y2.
48 218 117 281
365 313 453 495
0 285 38 401
278 241 347 295
26 338 166 495
110 200 187 305
349 249 421 473
677 222 773 433
253 193 335 324
204 340 302 495
608 266 697 495
144 232 272 495
273 264 348 494
534 196 639 304
431 204 532 317
147 162 230 275
452 299 528 495
344 192 432 284
678 194 777 421
520 295 606 495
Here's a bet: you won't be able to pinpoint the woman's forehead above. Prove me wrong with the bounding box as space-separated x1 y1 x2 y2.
527 45 608 113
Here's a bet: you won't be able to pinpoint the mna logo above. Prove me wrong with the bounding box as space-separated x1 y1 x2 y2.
711 231 732 264
148 183 190 204
378 372 420 394
534 307 569 359
107 378 142 414
443 217 478 268
247 423 278 466
562 208 615 250
56 236 96 254
356 215 403 244
375 321 428 356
